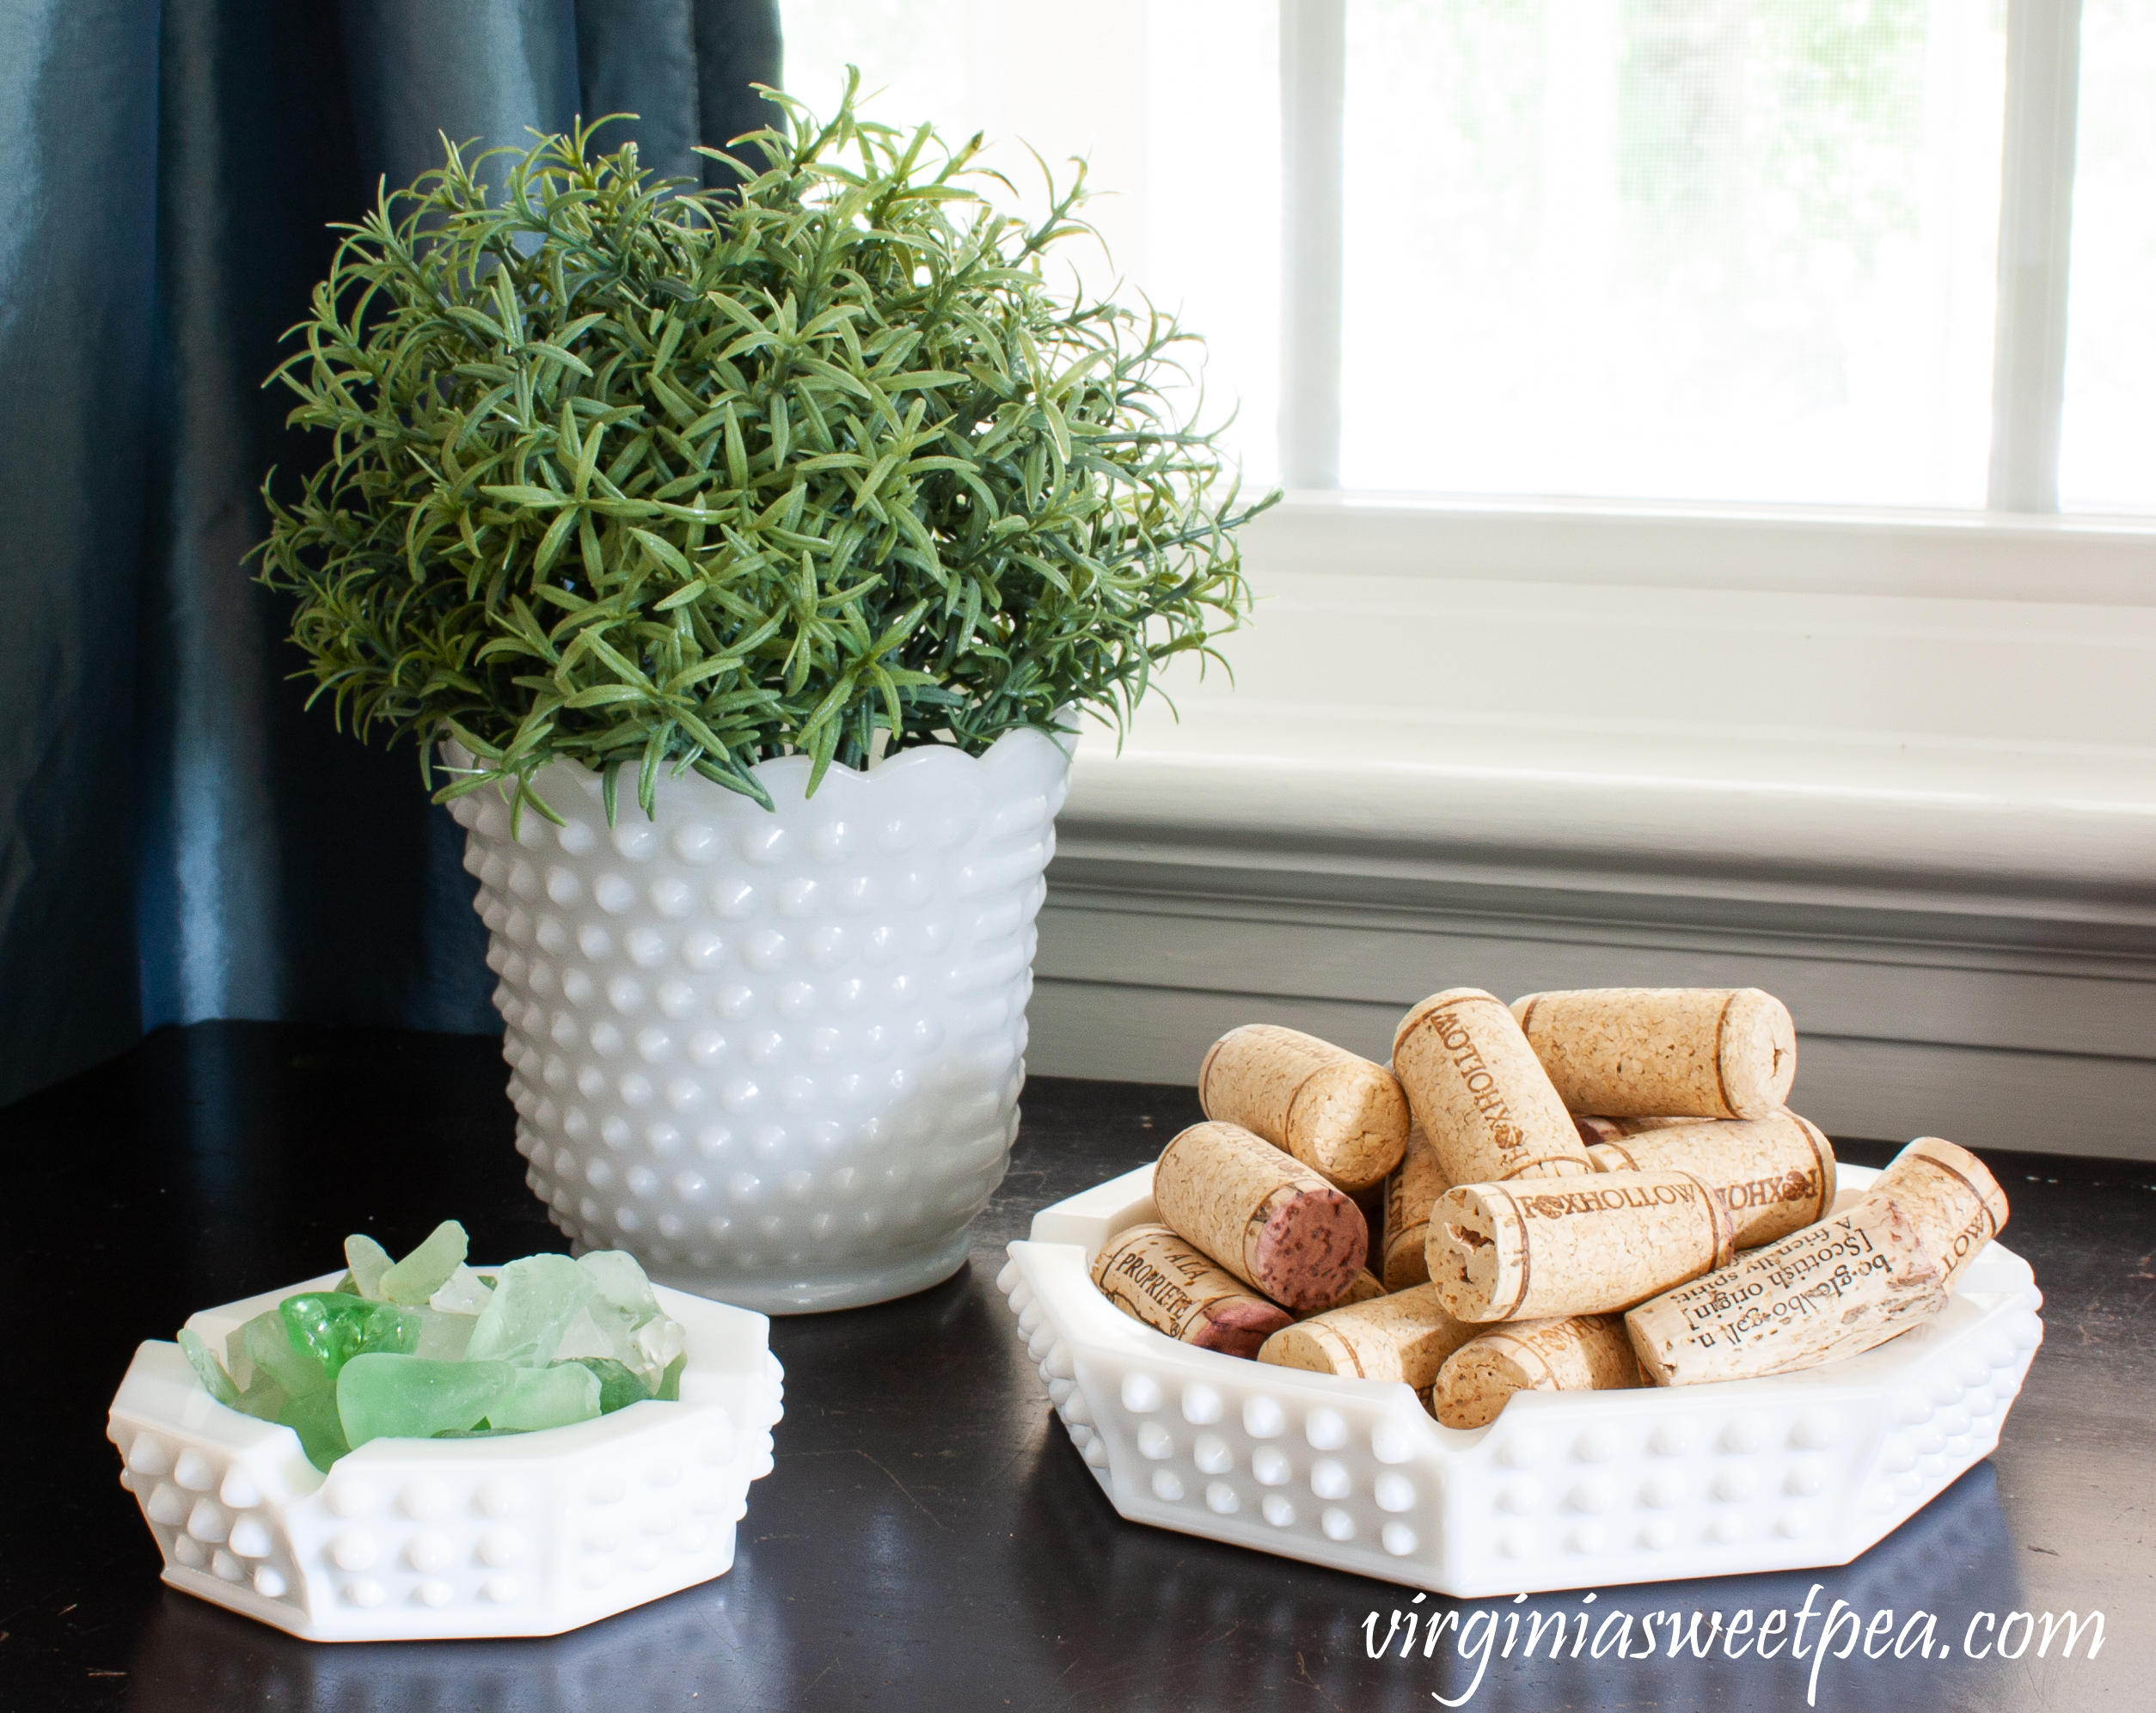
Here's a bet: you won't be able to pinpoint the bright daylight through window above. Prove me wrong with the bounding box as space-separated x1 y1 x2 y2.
781 0 2154 516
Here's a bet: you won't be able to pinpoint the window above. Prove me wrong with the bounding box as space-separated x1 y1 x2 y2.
1332 1 2005 506
781 0 2153 517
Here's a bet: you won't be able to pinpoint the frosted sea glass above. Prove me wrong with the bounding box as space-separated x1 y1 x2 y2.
569 1356 653 1415
465 1254 596 1366
344 1233 394 1300
231 1310 322 1408
430 1264 494 1314
381 1220 469 1306
489 1362 602 1432
179 1224 685 1471
560 1250 687 1392
338 1355 513 1445
177 1329 240 1408
412 1306 476 1362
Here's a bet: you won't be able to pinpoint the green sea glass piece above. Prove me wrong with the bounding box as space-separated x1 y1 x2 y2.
279 1293 421 1380
565 1250 683 1392
633 1314 688 1392
282 1386 352 1472
234 1309 327 1410
176 1230 687 1472
487 1361 602 1432
337 1355 514 1447
177 1329 241 1408
228 1307 353 1468
551 1303 624 1364
567 1357 652 1416
580 1250 659 1320
429 1264 494 1313
464 1253 595 1367
344 1233 394 1300
381 1221 469 1306
412 1306 476 1362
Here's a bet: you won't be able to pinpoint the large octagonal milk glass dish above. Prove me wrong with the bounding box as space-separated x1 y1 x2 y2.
1003 1162 2043 1593
448 728 1072 1312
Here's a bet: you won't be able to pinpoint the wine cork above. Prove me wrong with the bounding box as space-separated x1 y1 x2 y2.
1427 1170 1736 1323
1199 1025 1411 1193
1393 988 1595 1184
1152 1121 1369 1312
1091 1223 1294 1357
1585 1111 1836 1250
1510 988 1798 1119
1870 1137 2008 1287
1261 1285 1479 1387
1625 1195 1949 1386
1430 1314 1643 1429
1302 1269 1387 1317
1381 1123 1451 1289
1576 1115 1707 1142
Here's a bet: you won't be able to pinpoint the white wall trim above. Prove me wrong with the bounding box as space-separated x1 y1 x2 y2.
1246 491 2156 603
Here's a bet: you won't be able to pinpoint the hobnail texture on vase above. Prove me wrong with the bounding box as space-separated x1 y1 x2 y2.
447 727 1073 1313
108 1271 784 1642
1000 1164 2044 1595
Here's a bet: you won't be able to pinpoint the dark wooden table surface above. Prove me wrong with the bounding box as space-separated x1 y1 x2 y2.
2 1022 2149 1712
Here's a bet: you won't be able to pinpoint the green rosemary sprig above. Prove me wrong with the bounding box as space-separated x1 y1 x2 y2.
253 74 1274 818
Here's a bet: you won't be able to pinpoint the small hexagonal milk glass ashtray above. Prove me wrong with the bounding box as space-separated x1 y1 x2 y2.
107 1271 783 1640
999 1163 2043 1594
445 725 1071 1313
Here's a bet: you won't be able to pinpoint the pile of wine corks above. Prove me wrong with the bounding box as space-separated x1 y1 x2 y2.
1089 987 2009 1431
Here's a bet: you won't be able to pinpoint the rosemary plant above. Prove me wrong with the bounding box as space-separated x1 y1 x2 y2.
254 80 1273 817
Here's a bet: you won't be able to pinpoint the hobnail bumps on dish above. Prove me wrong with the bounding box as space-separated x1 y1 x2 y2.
108 1273 784 1640
1001 1163 2043 1594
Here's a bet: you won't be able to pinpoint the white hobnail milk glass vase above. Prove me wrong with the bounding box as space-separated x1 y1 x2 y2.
446 727 1072 1312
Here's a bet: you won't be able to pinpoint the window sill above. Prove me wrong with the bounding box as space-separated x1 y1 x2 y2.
1061 494 2155 912
1238 490 2156 603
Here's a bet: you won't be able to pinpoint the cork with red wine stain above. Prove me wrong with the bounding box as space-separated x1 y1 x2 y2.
1090 1222 1293 1357
1152 1121 1369 1312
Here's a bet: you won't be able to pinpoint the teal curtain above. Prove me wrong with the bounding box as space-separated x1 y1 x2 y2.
0 0 782 1109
